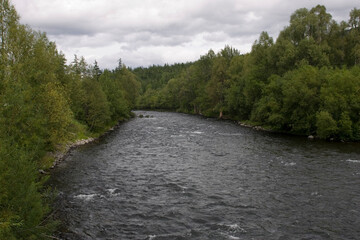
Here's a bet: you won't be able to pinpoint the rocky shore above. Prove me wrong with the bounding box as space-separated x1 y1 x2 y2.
48 126 117 170
237 121 269 132
49 137 96 169
237 121 317 140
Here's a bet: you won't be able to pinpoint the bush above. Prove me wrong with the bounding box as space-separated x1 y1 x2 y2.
316 111 338 139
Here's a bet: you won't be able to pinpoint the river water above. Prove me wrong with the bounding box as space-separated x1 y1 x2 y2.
50 111 360 240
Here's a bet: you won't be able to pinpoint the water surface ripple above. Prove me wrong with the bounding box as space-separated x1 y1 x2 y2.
50 111 360 239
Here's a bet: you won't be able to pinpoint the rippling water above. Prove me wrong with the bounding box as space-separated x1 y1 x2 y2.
50 111 360 240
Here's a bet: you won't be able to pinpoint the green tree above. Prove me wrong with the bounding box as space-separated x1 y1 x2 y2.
318 67 360 140
206 56 229 117
82 78 110 132
316 111 338 139
338 112 353 140
251 65 322 134
327 21 348 67
225 55 249 119
66 70 87 122
161 78 181 109
114 66 141 109
92 60 102 81
99 69 129 121
0 140 55 240
39 82 74 147
0 1 57 238
349 8 360 31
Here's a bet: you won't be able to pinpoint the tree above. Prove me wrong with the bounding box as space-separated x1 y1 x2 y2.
316 111 338 139
114 66 141 109
99 69 129 121
309 5 332 43
220 45 240 64
349 8 360 31
338 112 353 140
206 56 228 117
0 0 18 62
327 21 348 67
317 67 360 140
250 31 275 80
225 55 248 119
82 78 110 132
280 65 322 133
0 1 143 238
0 1 58 238
92 60 102 81
161 78 181 109
39 82 74 147
0 140 56 240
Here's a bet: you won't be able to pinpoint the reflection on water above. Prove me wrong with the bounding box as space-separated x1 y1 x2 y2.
50 111 360 239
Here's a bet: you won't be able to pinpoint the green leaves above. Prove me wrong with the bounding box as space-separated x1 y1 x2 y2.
0 1 141 239
82 78 111 132
0 139 56 240
338 112 353 140
349 8 360 30
317 67 360 140
316 111 338 139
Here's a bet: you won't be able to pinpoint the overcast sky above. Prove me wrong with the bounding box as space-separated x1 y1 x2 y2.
11 0 359 69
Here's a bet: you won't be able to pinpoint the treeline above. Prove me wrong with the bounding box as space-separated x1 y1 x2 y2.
0 1 140 239
134 5 360 141
133 63 191 91
133 63 191 108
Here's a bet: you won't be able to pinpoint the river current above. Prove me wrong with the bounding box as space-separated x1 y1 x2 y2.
50 111 360 240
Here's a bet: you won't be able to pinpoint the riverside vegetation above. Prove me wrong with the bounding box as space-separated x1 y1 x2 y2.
134 5 360 142
0 1 359 240
0 1 140 239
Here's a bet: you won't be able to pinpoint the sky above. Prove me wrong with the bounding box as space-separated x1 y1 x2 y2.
11 0 359 69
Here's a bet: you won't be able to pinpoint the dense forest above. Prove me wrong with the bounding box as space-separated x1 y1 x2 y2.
134 5 360 141
0 1 140 239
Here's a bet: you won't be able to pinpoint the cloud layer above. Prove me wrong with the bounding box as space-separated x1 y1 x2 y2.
12 0 359 69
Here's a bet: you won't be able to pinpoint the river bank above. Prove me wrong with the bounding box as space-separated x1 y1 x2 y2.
136 109 322 141
46 120 128 171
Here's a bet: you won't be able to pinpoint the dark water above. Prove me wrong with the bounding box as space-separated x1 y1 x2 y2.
50 111 360 240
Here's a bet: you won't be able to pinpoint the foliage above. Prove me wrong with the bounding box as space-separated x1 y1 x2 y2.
0 139 57 240
134 5 360 141
316 111 338 139
0 1 141 239
81 78 111 132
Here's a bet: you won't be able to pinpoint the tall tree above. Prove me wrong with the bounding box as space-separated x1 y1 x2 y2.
206 56 229 118
349 8 360 31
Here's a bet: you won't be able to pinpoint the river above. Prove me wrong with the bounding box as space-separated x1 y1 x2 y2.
50 111 360 240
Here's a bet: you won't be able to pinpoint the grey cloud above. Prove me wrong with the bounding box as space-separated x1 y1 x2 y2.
41 24 98 36
12 0 360 68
